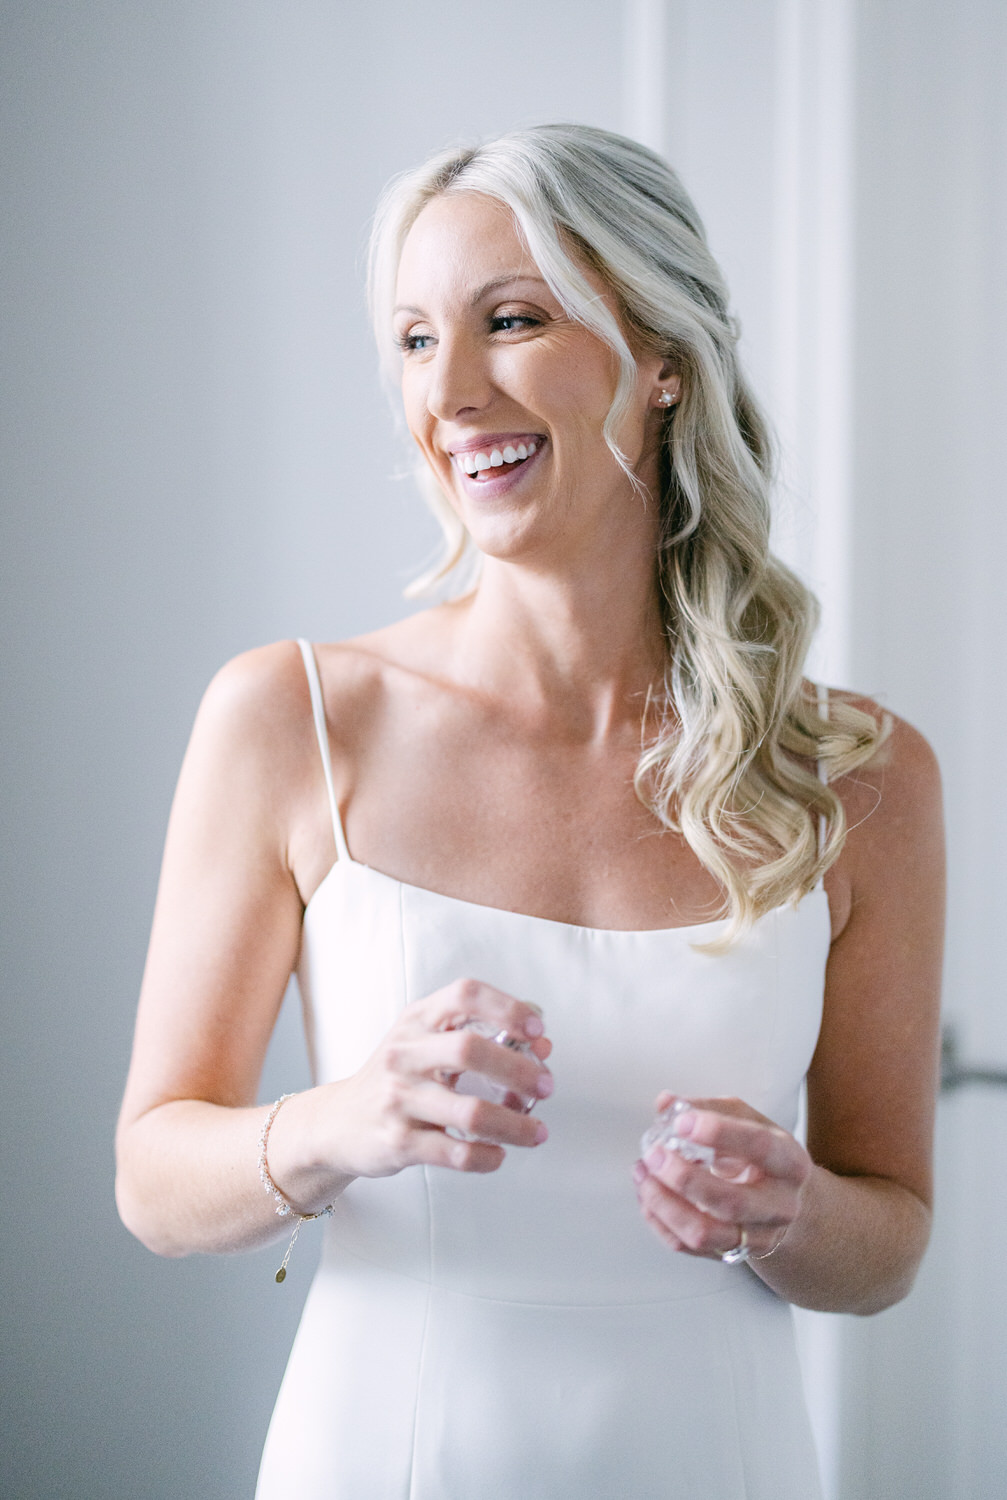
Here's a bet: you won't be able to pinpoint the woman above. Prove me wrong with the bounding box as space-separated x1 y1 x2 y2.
116 123 944 1498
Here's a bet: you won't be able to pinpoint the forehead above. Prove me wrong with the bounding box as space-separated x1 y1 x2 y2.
395 192 542 308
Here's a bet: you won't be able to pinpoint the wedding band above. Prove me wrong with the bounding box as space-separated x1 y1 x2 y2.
720 1228 750 1265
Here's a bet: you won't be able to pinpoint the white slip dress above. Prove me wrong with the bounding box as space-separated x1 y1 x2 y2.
255 641 829 1500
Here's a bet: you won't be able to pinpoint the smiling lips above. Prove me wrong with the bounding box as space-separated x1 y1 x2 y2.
452 439 540 479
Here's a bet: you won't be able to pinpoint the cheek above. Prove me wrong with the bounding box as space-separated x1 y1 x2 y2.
400 376 437 454
500 331 617 424
525 385 621 478
544 348 617 424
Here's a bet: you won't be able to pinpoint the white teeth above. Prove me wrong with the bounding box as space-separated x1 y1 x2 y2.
454 441 541 476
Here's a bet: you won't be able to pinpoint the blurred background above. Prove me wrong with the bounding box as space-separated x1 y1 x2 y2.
2 1 1005 1496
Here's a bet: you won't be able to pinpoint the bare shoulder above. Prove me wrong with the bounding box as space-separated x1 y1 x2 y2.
200 639 313 729
829 691 942 833
824 691 944 935
307 604 461 748
189 609 451 799
188 640 322 789
161 642 324 875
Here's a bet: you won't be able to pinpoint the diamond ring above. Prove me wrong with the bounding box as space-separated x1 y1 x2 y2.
720 1228 750 1265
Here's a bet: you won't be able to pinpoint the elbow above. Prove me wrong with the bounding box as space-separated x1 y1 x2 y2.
787 1188 933 1315
851 1252 927 1316
849 1273 918 1317
792 1255 926 1316
114 1133 190 1258
851 1203 933 1316
115 1171 186 1258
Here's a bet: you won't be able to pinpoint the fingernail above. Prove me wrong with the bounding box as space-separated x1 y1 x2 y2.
535 1070 554 1098
671 1110 696 1138
534 1120 549 1144
643 1145 665 1172
524 1015 544 1038
632 1160 647 1185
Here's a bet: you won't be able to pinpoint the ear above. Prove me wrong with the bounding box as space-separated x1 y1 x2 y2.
649 357 682 409
658 359 681 390
651 371 682 410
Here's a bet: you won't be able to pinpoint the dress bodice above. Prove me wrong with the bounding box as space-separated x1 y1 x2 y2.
297 856 830 1306
256 642 829 1499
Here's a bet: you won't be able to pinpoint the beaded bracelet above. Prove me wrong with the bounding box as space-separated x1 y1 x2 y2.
258 1092 334 1283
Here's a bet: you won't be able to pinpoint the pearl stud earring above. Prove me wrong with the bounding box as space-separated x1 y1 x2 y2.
657 389 677 407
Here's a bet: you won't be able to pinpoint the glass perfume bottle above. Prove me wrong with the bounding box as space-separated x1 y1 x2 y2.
640 1097 716 1165
449 1019 541 1139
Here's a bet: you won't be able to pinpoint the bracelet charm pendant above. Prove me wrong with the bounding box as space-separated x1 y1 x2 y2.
258 1092 335 1284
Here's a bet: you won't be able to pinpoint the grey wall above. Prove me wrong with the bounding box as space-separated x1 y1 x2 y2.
1 4 623 1497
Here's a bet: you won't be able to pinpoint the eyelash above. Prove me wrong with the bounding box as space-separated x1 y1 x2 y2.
395 332 432 352
395 313 541 353
491 314 540 333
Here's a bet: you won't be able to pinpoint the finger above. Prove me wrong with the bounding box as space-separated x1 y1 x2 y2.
642 1146 796 1228
635 1171 744 1258
638 1201 685 1253
708 1157 762 1184
684 1095 771 1124
453 1030 553 1100
408 1027 552 1104
410 1126 506 1174
411 1080 549 1148
418 978 547 1043
663 1108 807 1183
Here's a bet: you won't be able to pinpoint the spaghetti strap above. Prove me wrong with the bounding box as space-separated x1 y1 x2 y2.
296 639 351 864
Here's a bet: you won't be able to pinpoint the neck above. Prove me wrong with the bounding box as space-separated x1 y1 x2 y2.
451 545 667 744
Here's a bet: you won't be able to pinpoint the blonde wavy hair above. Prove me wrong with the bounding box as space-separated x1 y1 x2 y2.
368 122 887 944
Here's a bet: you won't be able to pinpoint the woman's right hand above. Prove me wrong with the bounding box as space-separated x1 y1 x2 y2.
267 979 552 1207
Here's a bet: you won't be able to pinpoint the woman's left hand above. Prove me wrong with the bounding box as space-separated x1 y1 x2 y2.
632 1091 812 1261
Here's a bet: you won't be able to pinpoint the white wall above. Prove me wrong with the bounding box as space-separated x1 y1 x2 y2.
632 4 1007 1496
841 3 1007 1496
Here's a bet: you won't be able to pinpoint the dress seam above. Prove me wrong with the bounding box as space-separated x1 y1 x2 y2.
401 879 434 1500
407 1178 433 1500
719 1299 752 1500
322 1237 738 1307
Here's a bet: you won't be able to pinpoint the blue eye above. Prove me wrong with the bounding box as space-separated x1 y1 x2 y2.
396 332 434 353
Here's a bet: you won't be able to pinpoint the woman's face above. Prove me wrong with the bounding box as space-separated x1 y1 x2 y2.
393 192 674 567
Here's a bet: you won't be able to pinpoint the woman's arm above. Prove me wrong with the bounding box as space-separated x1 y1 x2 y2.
115 643 323 1255
634 710 945 1313
116 642 550 1258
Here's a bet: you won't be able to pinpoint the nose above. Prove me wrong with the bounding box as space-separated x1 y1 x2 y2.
424 330 492 421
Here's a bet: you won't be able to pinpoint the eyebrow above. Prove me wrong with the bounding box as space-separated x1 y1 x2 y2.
393 274 551 318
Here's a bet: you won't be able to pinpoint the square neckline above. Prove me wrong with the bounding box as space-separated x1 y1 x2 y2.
296 639 830 941
303 850 830 940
